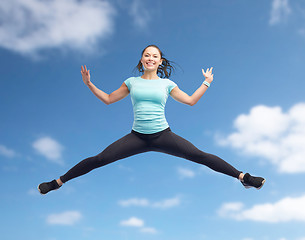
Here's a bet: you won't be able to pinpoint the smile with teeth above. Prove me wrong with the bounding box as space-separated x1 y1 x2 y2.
146 62 155 66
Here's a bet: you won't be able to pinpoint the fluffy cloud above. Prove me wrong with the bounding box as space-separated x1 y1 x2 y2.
118 196 181 209
120 217 144 227
216 103 305 173
128 0 151 29
47 211 82 225
177 167 196 179
140 227 158 234
269 0 291 25
0 145 17 158
120 217 157 234
218 194 305 223
32 137 64 164
0 0 115 55
151 196 180 209
119 198 149 207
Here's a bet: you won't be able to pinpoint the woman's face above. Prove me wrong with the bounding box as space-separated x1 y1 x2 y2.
141 46 163 72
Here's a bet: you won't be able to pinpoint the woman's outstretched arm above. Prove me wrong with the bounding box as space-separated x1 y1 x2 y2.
170 67 214 106
81 65 129 105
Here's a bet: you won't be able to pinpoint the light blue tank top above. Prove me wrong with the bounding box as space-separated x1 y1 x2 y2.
124 76 177 134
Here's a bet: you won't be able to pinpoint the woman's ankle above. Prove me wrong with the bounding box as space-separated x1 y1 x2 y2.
56 178 63 186
238 173 244 181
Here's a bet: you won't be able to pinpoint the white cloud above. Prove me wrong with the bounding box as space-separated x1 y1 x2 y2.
120 217 157 234
47 211 82 225
218 202 244 218
0 0 115 55
119 198 149 207
269 0 291 25
151 196 180 209
216 103 305 173
118 196 181 209
120 217 144 227
140 227 158 234
218 194 305 223
177 167 196 179
0 145 17 158
129 0 151 29
33 137 64 164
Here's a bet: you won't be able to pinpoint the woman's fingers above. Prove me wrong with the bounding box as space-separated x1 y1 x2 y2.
202 67 214 82
81 65 86 75
81 65 90 75
202 67 213 74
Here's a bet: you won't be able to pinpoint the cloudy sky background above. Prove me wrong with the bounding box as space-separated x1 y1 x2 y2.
1 0 305 240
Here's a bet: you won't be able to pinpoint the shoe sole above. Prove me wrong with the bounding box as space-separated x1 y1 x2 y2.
37 184 47 195
256 179 266 190
38 182 61 195
243 179 266 190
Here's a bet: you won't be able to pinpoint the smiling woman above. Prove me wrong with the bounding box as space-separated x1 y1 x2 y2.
38 44 265 195
135 44 175 78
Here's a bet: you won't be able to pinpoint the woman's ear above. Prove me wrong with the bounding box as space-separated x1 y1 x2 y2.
140 58 144 66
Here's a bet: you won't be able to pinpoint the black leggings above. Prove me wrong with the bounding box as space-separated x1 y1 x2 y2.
60 128 241 183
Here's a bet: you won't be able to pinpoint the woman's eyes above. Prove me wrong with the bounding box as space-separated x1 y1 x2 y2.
145 55 158 58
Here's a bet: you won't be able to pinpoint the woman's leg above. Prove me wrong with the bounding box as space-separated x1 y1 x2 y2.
151 129 265 189
38 132 149 194
151 129 242 179
60 132 149 183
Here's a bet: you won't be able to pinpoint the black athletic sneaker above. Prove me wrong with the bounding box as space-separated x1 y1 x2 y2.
38 180 61 195
241 173 265 190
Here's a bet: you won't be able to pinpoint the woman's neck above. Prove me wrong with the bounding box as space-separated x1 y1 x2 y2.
141 71 159 80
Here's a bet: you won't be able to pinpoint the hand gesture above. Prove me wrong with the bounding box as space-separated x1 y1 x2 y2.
81 65 91 86
202 67 214 83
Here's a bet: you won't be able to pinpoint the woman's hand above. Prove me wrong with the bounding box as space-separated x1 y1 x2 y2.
81 65 91 86
80 65 129 105
202 67 214 83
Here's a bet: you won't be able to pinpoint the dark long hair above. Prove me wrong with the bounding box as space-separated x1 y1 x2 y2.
134 44 175 78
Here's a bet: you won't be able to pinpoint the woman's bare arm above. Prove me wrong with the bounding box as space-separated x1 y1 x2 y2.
170 68 214 106
81 65 129 105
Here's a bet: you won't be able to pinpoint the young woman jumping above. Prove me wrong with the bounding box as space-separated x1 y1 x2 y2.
38 45 265 194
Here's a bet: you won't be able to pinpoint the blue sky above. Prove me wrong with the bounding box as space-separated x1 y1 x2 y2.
1 0 305 239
